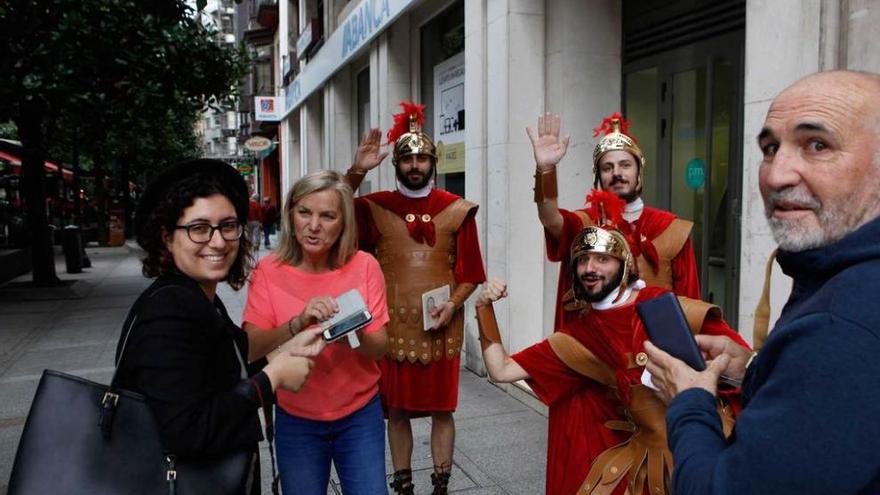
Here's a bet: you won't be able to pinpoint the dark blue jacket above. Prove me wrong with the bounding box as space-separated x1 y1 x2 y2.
666 217 880 494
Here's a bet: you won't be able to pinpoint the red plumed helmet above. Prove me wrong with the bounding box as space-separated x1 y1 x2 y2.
386 101 427 145
386 101 436 164
592 112 632 138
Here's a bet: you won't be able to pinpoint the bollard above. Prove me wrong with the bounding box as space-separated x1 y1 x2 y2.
62 225 83 274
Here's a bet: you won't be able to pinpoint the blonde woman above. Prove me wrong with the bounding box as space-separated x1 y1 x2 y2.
243 170 389 494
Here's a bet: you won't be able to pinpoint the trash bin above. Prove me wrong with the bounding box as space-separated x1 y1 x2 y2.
62 225 83 274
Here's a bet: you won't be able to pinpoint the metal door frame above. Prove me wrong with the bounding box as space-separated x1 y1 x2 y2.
623 29 744 326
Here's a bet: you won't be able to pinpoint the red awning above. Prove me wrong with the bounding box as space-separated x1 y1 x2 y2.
0 150 73 180
0 150 21 165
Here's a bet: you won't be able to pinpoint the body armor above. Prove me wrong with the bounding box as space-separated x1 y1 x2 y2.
547 296 732 495
366 197 476 364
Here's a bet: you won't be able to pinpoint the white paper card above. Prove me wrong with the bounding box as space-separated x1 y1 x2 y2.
422 285 451 331
640 368 660 392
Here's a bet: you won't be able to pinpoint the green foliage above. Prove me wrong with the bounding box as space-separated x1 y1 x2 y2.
0 121 17 140
0 0 249 182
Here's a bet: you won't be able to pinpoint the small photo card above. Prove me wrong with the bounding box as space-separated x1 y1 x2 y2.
422 285 451 331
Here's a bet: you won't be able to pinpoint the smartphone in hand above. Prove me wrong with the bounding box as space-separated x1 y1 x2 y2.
320 289 373 342
636 292 706 371
322 310 372 342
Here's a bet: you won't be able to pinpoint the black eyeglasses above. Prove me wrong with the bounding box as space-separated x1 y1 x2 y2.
174 221 244 244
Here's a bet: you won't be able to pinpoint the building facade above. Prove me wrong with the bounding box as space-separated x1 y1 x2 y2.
197 0 243 163
255 0 880 387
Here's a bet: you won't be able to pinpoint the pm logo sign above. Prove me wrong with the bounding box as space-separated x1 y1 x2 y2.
255 96 282 122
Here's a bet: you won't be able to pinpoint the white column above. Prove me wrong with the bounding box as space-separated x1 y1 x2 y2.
374 14 412 191
739 0 824 342
844 0 880 72
484 0 546 360
462 0 489 373
327 67 353 172
281 109 301 200
304 93 324 173
542 0 621 332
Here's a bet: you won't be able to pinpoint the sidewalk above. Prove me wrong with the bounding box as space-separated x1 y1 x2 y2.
0 243 548 494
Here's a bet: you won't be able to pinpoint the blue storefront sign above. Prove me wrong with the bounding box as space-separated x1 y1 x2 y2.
685 158 706 190
282 0 416 119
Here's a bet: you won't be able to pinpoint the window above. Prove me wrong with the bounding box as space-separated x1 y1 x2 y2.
420 2 465 196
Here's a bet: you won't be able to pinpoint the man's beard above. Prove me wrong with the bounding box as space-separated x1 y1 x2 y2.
764 185 847 252
606 175 639 202
579 265 625 302
396 164 433 190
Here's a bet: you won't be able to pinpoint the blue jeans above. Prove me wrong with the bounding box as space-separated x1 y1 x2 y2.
275 394 387 495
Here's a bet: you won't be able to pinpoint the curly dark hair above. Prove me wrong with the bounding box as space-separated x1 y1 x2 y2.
137 172 254 290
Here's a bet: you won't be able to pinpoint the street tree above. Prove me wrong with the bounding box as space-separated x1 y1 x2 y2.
0 0 246 285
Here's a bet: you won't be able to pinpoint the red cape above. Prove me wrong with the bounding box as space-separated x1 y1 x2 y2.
512 287 746 495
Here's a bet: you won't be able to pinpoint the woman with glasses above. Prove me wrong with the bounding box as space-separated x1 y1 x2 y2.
114 159 326 494
243 170 390 495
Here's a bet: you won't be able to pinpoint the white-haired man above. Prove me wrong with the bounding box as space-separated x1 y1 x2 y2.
645 70 880 494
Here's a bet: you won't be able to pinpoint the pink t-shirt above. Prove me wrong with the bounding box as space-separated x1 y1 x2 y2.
243 250 390 421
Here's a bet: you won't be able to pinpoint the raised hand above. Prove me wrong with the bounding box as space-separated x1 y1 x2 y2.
525 113 571 171
352 128 388 173
476 279 508 307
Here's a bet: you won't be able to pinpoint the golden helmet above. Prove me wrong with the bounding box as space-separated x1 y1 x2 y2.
570 226 635 303
387 101 437 165
592 113 646 191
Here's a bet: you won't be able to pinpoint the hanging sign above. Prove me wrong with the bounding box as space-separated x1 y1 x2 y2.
243 136 272 152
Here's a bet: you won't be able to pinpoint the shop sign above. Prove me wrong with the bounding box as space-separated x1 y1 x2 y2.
685 158 706 190
341 0 390 58
254 96 282 121
434 52 465 174
244 136 272 152
237 163 254 175
282 0 417 117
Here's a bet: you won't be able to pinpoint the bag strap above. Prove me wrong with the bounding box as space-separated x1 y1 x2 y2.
110 312 139 388
113 284 281 495
229 337 280 495
752 249 777 351
111 283 185 387
263 401 280 495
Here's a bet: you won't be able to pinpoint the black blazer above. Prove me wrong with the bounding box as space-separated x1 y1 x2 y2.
114 273 272 461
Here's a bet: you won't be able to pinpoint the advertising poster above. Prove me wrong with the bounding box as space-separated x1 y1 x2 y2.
433 52 465 174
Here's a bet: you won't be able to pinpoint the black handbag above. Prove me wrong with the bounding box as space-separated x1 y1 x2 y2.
7 311 275 495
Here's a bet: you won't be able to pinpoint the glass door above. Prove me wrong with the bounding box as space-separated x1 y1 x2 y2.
624 31 743 325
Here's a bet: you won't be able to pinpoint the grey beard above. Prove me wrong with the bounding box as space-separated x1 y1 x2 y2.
764 186 840 252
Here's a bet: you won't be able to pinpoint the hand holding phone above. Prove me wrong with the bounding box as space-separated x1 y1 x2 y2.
320 289 373 342
636 293 706 371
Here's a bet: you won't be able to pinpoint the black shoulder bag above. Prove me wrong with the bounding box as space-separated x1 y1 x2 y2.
7 311 279 495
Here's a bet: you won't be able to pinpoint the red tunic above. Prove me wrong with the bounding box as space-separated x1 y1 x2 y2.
511 287 747 495
545 206 701 328
355 189 486 412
